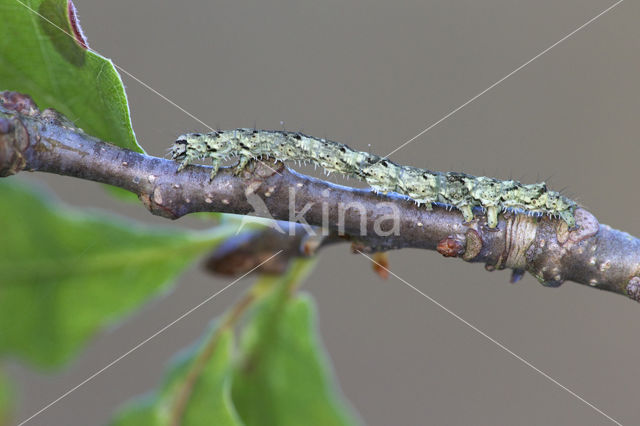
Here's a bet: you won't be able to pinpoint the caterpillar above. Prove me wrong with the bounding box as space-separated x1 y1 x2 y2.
171 129 578 229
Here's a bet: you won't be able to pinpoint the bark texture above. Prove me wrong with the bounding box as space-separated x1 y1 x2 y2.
1 91 639 302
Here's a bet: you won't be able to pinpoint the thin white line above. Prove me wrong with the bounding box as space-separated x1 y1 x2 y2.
358 250 623 425
12 0 283 176
383 0 623 159
12 0 214 132
16 251 283 426
113 63 215 132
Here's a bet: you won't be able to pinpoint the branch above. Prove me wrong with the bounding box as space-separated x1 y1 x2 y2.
1 91 639 302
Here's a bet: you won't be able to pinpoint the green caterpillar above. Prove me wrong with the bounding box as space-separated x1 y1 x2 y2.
171 129 578 229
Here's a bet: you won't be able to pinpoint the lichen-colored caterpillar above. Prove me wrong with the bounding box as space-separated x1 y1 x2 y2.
171 129 578 229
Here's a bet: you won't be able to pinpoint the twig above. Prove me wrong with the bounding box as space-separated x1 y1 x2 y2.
1 91 639 302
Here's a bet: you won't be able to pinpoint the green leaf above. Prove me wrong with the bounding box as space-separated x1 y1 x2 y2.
0 179 236 367
232 260 360 426
0 368 12 426
0 0 141 153
110 325 242 426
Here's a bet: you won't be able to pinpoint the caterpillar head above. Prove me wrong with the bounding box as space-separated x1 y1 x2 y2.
172 131 238 161
171 135 190 160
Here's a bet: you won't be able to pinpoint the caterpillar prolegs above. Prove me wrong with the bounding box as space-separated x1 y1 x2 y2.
171 129 578 229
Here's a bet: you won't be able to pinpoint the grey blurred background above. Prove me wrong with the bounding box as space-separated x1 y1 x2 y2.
6 0 640 424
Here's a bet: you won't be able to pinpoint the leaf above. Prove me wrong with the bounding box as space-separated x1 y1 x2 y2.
232 260 360 426
0 368 12 426
0 0 141 153
111 260 359 426
0 179 237 367
110 324 242 426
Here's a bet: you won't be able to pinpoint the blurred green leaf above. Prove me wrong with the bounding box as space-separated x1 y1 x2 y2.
0 0 141 153
0 368 12 426
111 260 359 426
0 179 237 367
111 326 242 426
232 260 360 426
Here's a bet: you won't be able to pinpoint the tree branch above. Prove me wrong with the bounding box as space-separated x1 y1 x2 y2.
1 91 639 302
